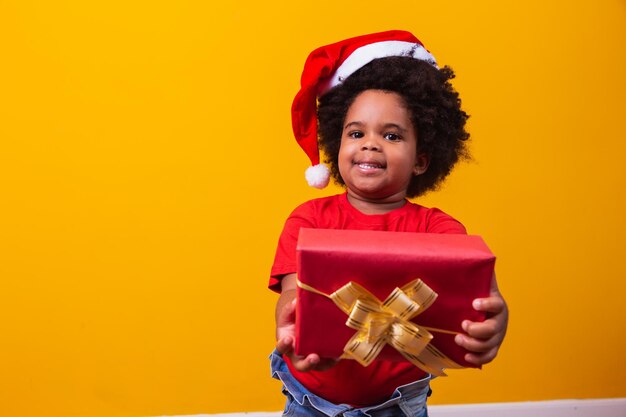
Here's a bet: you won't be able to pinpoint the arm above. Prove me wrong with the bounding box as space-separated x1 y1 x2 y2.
275 273 338 372
454 271 508 365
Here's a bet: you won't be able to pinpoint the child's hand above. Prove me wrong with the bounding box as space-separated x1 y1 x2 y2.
275 275 339 372
454 272 508 366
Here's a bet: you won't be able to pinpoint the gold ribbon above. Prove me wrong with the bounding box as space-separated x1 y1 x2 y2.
298 279 464 376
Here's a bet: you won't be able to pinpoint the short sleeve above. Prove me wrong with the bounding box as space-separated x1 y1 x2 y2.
268 204 316 293
424 208 467 235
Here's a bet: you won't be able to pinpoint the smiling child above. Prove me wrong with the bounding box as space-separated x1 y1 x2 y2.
269 31 508 417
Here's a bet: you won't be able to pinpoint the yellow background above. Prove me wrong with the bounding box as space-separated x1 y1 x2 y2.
1 1 625 416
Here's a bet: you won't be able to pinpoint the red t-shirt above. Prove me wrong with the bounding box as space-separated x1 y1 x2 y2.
270 193 466 406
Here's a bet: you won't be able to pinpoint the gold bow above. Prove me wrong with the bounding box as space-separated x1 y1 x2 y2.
298 279 463 376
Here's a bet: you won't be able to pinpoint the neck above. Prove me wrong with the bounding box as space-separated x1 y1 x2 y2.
346 191 407 215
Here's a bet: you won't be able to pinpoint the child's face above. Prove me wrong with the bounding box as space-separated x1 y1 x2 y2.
338 89 428 203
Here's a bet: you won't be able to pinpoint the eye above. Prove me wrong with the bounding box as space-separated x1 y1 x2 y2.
348 130 364 139
384 132 401 141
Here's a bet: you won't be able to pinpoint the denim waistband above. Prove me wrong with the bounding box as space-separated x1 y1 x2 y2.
270 350 431 417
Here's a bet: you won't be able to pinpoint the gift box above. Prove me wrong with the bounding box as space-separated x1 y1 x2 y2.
295 228 495 374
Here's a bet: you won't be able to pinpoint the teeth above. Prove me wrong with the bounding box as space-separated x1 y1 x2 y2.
358 163 382 169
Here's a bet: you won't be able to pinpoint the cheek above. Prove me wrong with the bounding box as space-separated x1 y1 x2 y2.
337 140 349 160
393 149 418 174
337 142 352 174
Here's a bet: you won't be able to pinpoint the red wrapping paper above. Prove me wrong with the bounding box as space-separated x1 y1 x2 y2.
295 228 495 369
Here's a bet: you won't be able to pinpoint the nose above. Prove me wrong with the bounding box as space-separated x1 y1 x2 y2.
361 135 380 151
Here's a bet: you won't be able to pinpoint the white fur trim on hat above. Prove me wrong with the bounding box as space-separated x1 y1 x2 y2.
321 41 438 93
305 164 331 189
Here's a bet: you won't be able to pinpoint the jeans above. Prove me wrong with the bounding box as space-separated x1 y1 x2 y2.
270 350 431 417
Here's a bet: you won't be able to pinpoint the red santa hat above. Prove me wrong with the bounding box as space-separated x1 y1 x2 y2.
291 30 438 188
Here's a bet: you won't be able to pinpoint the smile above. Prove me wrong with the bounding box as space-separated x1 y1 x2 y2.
355 162 385 170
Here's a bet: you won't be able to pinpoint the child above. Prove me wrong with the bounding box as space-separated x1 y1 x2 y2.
269 30 508 417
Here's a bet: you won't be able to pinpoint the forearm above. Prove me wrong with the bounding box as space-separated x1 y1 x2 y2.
275 289 296 326
275 273 298 339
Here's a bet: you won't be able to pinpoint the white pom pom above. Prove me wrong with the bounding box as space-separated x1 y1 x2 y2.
305 164 330 189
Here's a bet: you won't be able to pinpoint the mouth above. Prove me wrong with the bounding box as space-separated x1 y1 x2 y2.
354 160 386 170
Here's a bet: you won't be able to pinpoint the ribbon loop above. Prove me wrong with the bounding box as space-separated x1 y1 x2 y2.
331 282 378 314
383 287 421 319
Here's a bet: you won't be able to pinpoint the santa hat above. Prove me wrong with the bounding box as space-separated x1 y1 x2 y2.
291 30 438 188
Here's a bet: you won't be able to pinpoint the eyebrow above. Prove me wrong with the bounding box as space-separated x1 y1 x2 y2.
343 121 408 133
343 121 361 131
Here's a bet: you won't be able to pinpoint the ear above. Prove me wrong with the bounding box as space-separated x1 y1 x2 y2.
413 153 429 176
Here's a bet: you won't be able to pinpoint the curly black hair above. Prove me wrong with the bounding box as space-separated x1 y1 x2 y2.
317 56 470 198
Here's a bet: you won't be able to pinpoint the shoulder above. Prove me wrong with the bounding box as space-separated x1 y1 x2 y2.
288 194 343 222
404 200 467 234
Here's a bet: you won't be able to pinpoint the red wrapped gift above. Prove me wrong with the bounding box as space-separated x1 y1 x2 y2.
295 228 495 375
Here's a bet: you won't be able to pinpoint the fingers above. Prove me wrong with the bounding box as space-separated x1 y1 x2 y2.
465 295 509 343
288 354 339 372
455 331 501 365
275 335 319 371
462 318 504 340
464 346 499 366
275 296 337 372
455 327 500 352
458 313 507 349
290 354 322 372
284 350 326 372
276 335 294 355
456 311 507 366
472 296 506 314
275 336 339 372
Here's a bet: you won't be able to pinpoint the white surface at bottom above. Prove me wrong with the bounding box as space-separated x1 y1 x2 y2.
162 397 626 417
